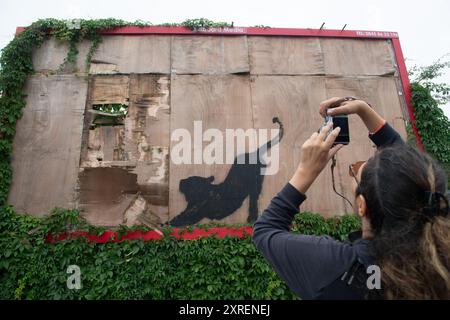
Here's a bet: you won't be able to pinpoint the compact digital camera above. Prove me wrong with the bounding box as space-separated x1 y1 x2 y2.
319 114 350 146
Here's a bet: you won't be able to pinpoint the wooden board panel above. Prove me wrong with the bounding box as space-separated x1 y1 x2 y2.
127 74 170 224
320 76 408 215
78 167 138 226
250 75 407 218
250 76 340 217
91 35 171 74
32 38 91 72
325 77 408 138
8 75 87 215
321 38 396 76
169 75 254 225
171 36 249 74
128 74 170 148
90 75 130 105
248 36 324 75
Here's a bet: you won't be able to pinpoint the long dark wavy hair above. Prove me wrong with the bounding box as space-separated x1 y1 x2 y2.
357 143 450 299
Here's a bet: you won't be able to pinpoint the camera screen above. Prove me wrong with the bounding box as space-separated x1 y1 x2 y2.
332 115 350 145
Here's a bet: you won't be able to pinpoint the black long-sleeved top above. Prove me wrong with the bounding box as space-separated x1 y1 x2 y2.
252 122 404 299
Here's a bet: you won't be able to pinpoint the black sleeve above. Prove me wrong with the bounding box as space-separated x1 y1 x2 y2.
252 183 358 299
368 122 405 148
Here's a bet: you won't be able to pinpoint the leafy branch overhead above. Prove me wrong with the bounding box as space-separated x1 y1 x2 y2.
409 56 450 105
409 57 450 182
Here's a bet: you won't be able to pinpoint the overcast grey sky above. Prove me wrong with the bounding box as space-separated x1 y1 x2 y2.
1 0 449 116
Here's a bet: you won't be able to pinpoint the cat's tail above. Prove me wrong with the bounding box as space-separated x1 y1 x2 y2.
264 117 284 151
272 117 284 142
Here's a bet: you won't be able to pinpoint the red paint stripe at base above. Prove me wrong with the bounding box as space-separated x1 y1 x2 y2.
46 227 253 243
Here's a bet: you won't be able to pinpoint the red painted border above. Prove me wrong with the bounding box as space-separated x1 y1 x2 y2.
46 227 253 243
16 26 398 39
391 38 424 150
17 25 400 39
96 26 400 39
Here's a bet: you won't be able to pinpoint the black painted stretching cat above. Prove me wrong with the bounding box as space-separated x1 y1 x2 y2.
170 117 284 226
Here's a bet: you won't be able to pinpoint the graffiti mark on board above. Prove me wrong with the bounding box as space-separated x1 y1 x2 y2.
169 117 284 226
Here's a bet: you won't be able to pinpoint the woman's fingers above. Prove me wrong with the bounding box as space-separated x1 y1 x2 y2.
327 100 364 116
319 97 343 117
324 126 341 147
328 144 344 159
317 121 333 141
326 105 349 116
320 98 364 117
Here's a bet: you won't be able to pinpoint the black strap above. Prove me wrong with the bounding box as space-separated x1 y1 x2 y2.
330 155 354 210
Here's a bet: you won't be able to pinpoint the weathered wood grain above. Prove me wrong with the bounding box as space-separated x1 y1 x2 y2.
8 75 87 215
321 38 396 76
91 35 171 74
171 36 249 74
169 74 254 224
248 36 324 75
32 38 91 72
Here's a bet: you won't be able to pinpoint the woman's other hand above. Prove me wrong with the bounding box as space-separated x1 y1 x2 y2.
319 97 370 117
319 97 386 134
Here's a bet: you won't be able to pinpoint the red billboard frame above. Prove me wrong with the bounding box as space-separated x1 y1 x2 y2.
15 25 422 242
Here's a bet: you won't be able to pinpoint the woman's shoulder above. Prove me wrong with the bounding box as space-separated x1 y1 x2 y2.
304 232 375 270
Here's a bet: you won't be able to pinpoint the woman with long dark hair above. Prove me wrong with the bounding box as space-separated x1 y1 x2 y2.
252 97 449 299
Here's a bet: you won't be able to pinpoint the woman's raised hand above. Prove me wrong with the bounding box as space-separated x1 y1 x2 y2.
319 97 370 118
319 97 386 134
289 121 344 194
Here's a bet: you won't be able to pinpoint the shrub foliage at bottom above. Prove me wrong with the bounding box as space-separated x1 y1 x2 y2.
0 206 360 300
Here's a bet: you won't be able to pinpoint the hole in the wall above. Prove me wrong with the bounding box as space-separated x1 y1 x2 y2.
88 103 128 129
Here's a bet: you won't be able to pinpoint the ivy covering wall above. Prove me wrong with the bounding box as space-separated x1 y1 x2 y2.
409 59 450 183
0 206 360 299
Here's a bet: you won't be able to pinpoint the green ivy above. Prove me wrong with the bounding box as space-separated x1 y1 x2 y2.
292 212 362 241
409 58 450 184
178 18 232 31
411 83 450 162
92 103 128 115
0 206 360 300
